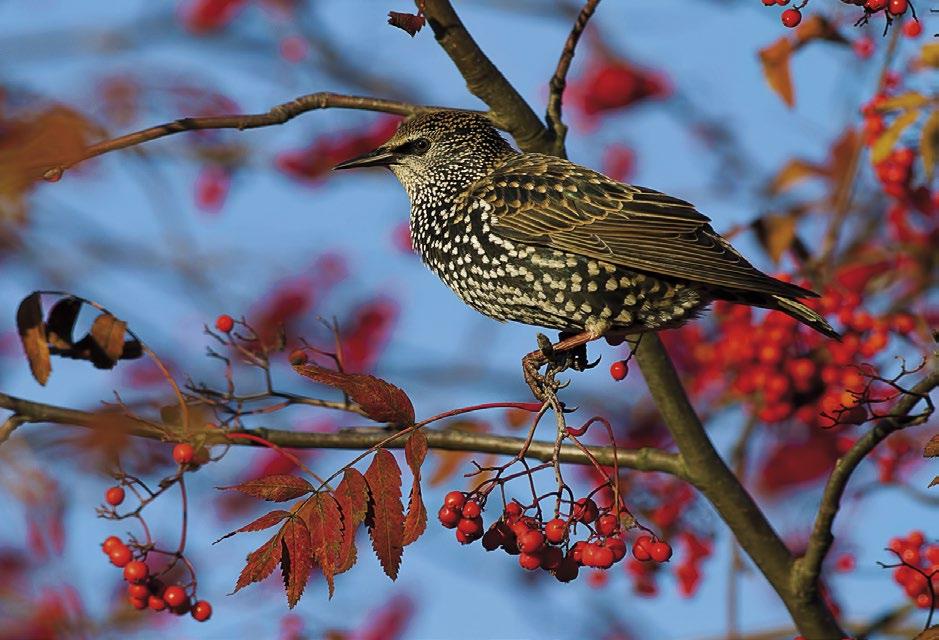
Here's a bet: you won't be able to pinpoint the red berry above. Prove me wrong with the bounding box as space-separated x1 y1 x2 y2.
129 596 148 610
610 360 628 381
544 518 568 544
865 0 886 10
457 517 483 539
102 536 123 554
596 514 619 537
909 531 926 547
555 555 579 582
148 595 166 611
633 535 653 561
191 600 212 622
461 500 481 519
582 542 600 567
123 560 149 583
162 585 187 608
650 541 673 563
443 491 466 511
762 0 775 5
519 551 543 570
128 583 150 599
835 553 856 573
455 528 472 545
592 545 615 569
173 443 195 465
109 544 133 567
510 520 532 541
888 0 908 15
853 37 874 59
437 506 461 529
481 524 505 551
540 546 564 571
604 538 627 562
214 314 234 333
504 501 523 519
902 19 922 37
781 8 801 28
105 486 125 506
518 530 545 554
573 498 598 524
571 540 587 565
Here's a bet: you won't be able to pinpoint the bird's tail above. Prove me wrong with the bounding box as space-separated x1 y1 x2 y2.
769 295 840 339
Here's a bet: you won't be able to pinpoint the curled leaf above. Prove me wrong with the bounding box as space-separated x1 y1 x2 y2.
16 293 50 385
388 11 425 37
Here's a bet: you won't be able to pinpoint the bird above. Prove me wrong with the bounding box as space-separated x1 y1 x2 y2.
334 110 838 397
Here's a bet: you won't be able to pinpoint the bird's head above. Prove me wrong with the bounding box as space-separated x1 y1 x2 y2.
334 110 515 196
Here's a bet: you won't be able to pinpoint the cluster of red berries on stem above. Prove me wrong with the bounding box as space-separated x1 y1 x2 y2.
100 536 211 621
883 530 939 610
438 492 672 583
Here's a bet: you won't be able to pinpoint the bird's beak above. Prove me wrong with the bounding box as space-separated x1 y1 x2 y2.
333 147 399 170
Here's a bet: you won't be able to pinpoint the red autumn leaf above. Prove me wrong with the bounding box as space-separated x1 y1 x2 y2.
293 362 414 425
364 449 405 580
219 474 314 502
215 509 292 543
234 531 283 593
387 11 425 37
301 493 344 597
334 468 369 575
280 517 313 608
402 431 428 546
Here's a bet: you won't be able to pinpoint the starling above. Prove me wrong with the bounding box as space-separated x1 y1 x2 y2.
335 110 837 396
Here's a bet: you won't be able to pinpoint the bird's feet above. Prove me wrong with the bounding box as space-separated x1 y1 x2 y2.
521 332 600 401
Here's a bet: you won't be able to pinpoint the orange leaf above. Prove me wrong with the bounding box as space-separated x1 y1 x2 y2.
925 434 939 458
428 420 489 487
794 14 847 46
215 510 292 543
768 159 825 194
280 517 313 608
302 493 344 597
402 431 428 546
753 213 797 265
219 474 314 502
334 468 369 575
294 362 414 425
234 531 283 593
16 293 50 385
759 37 794 108
364 449 405 580
88 313 127 369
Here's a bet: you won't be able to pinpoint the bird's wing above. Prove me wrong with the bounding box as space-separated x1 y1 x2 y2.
466 153 816 299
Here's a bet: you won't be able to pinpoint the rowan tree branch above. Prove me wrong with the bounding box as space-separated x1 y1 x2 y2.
545 0 601 148
44 92 433 180
634 335 845 639
419 0 560 155
0 391 684 476
794 366 939 593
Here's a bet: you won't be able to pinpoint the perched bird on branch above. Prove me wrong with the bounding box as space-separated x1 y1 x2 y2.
335 110 837 398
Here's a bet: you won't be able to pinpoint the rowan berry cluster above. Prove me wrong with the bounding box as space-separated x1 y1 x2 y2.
883 531 939 610
438 492 672 583
100 536 211 621
765 0 917 30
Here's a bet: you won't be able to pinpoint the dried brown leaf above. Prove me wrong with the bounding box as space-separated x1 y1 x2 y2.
768 159 825 194
364 449 405 580
753 213 797 265
794 14 848 45
16 293 50 385
402 431 428 546
388 11 425 37
88 313 127 369
45 296 81 350
924 434 939 458
293 362 414 425
759 37 794 108
428 420 489 487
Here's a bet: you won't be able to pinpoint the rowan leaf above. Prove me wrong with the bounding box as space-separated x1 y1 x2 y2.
293 362 414 425
753 213 797 265
759 37 794 108
402 431 428 546
16 293 50 385
364 449 405 580
871 108 920 164
88 313 127 369
794 14 847 46
45 296 82 350
768 159 825 194
280 517 313 608
219 474 314 502
428 420 489 487
233 531 283 593
920 108 939 183
924 434 939 458
302 493 344 597
387 11 425 37
215 510 292 543
334 468 369 575
930 476 939 489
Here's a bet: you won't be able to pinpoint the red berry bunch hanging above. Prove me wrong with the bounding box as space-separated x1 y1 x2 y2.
884 531 939 609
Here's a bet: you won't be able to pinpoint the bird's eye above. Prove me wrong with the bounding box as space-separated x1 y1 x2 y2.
411 138 431 154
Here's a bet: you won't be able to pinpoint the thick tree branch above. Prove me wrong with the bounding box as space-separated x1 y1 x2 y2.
44 92 433 180
634 334 844 639
545 0 600 148
419 0 560 155
795 367 939 593
0 391 684 476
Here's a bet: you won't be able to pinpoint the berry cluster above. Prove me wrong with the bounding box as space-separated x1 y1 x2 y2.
100 536 212 621
885 531 939 609
438 492 672 583
766 0 917 30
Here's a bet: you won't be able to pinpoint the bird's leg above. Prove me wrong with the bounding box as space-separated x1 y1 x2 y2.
522 329 606 400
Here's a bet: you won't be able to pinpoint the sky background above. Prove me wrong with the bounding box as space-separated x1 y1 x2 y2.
0 1 935 638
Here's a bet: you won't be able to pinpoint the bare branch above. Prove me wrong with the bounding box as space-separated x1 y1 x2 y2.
44 92 434 180
795 366 939 592
420 0 559 155
0 414 26 445
546 0 601 148
0 391 684 476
